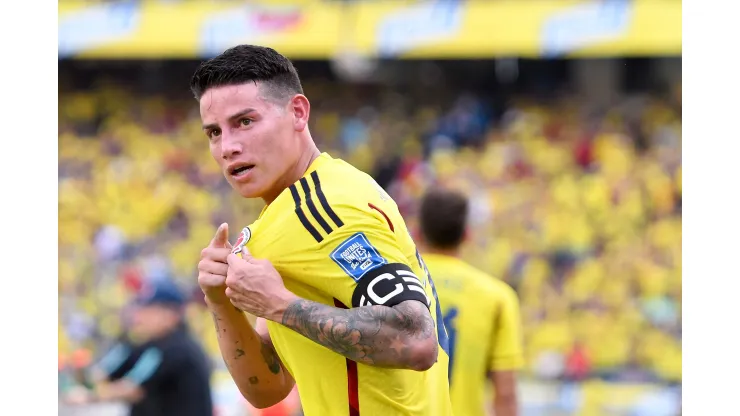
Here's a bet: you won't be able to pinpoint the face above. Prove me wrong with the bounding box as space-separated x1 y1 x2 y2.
199 83 309 200
130 305 179 341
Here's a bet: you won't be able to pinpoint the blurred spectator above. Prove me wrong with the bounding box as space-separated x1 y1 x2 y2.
62 279 214 416
563 341 591 382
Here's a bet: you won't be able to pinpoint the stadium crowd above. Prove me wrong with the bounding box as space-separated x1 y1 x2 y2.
58 69 682 409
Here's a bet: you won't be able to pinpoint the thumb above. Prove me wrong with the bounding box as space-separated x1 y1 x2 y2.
210 223 230 248
231 241 254 261
238 244 254 261
227 253 250 267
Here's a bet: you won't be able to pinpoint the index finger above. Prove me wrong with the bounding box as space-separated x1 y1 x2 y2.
233 244 254 260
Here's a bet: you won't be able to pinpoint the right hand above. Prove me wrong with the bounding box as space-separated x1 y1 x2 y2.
61 386 92 406
198 223 233 305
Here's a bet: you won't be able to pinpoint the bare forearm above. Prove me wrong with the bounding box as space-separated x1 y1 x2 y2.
208 300 292 406
94 380 143 403
280 299 437 370
494 396 518 416
492 371 519 416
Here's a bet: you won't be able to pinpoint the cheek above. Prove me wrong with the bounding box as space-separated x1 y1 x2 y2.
255 126 290 159
134 309 158 324
275 122 299 154
209 141 221 161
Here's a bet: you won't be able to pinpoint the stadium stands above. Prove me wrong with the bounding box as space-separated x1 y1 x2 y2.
58 58 681 414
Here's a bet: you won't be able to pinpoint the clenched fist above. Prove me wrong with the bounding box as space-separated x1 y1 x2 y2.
225 246 297 321
197 223 233 305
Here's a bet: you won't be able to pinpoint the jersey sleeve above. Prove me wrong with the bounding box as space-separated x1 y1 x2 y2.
94 341 133 381
253 168 431 311
323 202 430 310
268 188 430 311
488 285 525 371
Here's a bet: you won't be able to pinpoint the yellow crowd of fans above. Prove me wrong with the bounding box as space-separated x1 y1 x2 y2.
58 82 681 386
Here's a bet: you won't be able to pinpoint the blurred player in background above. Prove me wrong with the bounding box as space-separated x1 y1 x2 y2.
418 189 524 416
62 279 213 416
193 45 452 415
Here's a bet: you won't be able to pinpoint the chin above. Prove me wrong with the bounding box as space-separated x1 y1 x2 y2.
234 182 267 199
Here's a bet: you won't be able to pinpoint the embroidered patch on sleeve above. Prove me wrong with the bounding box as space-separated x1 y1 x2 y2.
330 232 387 282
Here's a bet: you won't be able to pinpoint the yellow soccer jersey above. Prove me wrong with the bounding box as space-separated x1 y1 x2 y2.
235 153 452 416
424 253 524 416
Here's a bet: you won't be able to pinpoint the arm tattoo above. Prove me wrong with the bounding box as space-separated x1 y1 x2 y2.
260 339 282 375
213 312 282 375
212 313 223 339
281 300 436 367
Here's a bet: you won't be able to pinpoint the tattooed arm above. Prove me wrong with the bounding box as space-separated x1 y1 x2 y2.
278 299 438 371
223 245 439 370
207 300 294 409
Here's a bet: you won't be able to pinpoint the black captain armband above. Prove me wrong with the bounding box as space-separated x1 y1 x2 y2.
351 263 431 309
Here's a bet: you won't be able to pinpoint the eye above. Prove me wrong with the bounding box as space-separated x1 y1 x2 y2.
240 118 252 127
207 128 221 139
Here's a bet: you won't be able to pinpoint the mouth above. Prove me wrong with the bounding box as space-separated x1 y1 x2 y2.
229 163 255 178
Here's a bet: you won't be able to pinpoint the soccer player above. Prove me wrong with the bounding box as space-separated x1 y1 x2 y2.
192 45 452 415
418 189 524 416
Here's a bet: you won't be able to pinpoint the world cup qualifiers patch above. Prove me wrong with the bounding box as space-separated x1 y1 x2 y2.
231 226 252 255
330 232 387 282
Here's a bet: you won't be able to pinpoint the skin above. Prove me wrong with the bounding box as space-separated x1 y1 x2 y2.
418 231 519 416
196 82 438 409
129 305 182 341
200 83 317 204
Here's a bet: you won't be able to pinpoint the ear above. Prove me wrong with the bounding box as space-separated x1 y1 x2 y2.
462 227 472 244
290 94 310 132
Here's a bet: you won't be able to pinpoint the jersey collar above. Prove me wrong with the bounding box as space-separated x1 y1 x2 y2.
258 152 333 219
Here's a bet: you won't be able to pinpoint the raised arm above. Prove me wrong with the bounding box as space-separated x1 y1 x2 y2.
207 300 294 408
198 224 294 409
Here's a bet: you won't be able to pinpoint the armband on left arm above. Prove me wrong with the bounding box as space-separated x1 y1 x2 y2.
351 263 430 309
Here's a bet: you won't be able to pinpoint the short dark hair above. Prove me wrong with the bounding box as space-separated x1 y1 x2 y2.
189 44 303 102
419 188 469 250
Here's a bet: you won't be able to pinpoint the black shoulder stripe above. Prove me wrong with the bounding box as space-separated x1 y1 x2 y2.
310 171 344 228
289 184 323 243
299 177 333 234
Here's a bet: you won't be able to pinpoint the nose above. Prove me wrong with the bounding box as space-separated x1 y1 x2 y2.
220 132 243 160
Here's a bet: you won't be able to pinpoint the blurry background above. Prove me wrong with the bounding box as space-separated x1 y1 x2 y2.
58 0 681 415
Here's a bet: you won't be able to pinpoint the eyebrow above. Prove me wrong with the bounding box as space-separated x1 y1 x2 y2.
202 108 257 131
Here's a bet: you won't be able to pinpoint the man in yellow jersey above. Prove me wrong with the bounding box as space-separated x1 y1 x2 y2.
418 189 524 416
191 45 452 416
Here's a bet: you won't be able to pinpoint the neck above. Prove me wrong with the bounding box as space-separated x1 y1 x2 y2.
262 143 321 205
424 246 461 259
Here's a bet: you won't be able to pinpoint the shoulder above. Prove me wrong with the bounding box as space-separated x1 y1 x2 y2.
159 333 210 370
266 157 382 219
463 263 518 302
248 156 403 260
313 157 391 210
292 161 393 233
486 276 520 310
